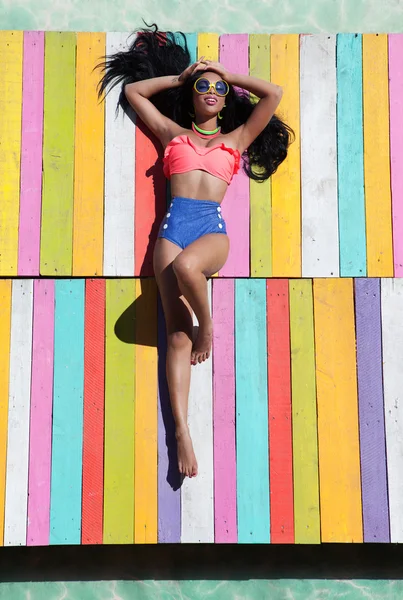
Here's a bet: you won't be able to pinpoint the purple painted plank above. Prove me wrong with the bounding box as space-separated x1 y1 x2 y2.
157 296 181 542
354 278 390 542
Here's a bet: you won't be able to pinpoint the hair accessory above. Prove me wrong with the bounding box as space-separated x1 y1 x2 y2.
192 122 221 138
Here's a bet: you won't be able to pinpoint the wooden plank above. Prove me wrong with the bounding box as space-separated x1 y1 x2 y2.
289 279 320 544
41 32 76 276
381 278 403 542
336 34 366 277
219 34 250 278
212 279 237 543
181 281 214 543
313 278 362 542
0 280 12 546
18 31 44 276
50 280 85 544
27 280 54 546
235 279 270 543
270 35 301 277
266 279 294 543
4 280 33 546
249 34 272 278
103 32 135 276
300 35 339 278
134 279 158 543
197 33 219 61
157 296 181 543
73 33 105 276
388 34 403 277
103 279 135 543
362 34 393 277
0 31 23 276
354 278 389 542
82 279 105 545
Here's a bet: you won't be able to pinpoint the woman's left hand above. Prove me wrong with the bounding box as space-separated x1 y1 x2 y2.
199 60 230 81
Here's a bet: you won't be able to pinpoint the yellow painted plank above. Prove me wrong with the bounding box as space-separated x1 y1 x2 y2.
197 33 219 61
270 35 301 277
104 279 135 543
362 34 394 277
73 32 105 276
0 280 12 545
249 34 272 277
0 32 23 276
289 279 320 543
313 278 363 542
40 32 76 275
134 279 158 543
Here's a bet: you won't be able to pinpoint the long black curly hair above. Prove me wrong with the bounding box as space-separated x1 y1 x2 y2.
97 23 294 182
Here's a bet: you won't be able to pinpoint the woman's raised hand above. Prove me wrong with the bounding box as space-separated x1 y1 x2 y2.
178 57 208 82
196 60 229 80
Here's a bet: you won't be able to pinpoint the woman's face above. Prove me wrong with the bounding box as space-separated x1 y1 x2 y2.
192 71 226 121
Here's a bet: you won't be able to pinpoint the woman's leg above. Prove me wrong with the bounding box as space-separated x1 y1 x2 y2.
153 237 198 477
172 233 229 364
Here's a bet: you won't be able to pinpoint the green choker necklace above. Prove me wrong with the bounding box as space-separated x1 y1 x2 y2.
192 122 221 137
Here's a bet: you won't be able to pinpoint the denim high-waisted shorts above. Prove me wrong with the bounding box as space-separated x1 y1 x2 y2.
157 196 228 250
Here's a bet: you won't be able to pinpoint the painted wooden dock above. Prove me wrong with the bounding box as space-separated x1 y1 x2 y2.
0 31 402 546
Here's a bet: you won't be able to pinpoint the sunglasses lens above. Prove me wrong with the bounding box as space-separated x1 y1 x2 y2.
195 78 210 93
215 81 228 96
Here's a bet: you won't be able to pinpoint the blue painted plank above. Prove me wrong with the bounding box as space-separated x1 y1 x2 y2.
337 33 366 276
50 279 85 544
235 279 270 543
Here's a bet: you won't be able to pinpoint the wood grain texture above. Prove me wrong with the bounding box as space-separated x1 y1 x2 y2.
236 279 270 543
362 34 393 277
336 34 366 277
249 34 272 277
300 34 339 278
82 279 105 545
50 280 85 545
313 278 363 542
27 280 54 546
0 280 12 545
381 278 403 542
388 34 403 277
267 279 294 543
40 32 76 275
103 279 135 544
270 35 301 277
73 33 105 276
219 34 250 277
289 279 320 544
197 33 218 61
134 279 158 543
18 31 44 276
212 279 237 543
4 280 33 546
103 33 135 276
0 31 23 276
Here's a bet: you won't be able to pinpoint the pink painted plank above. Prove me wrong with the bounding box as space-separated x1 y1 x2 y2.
27 279 54 545
389 34 403 277
219 34 250 277
212 279 237 542
18 31 45 276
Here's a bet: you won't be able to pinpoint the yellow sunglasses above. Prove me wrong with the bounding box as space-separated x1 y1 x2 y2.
193 77 229 97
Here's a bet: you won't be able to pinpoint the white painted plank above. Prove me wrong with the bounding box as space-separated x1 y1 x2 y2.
103 32 136 276
4 280 34 546
381 278 403 542
300 34 339 277
181 280 214 543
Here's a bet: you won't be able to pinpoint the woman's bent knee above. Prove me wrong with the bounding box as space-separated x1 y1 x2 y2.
167 330 192 352
172 254 198 285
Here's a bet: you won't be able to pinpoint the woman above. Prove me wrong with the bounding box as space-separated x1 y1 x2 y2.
98 25 293 479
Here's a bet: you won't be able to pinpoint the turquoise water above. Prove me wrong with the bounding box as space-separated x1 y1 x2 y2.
0 0 402 33
0 580 402 599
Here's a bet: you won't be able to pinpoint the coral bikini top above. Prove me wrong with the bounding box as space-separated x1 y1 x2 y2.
163 135 241 185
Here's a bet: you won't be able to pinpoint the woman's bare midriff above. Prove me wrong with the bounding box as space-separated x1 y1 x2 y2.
170 170 229 205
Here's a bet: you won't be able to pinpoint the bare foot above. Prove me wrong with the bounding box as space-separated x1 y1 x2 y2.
176 427 198 478
191 319 213 365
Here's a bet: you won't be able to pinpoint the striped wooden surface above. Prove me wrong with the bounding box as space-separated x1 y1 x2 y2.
0 31 401 278
0 276 400 545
